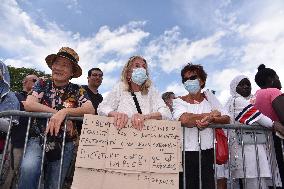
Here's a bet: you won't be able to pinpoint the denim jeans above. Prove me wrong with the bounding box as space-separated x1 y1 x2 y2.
18 137 74 189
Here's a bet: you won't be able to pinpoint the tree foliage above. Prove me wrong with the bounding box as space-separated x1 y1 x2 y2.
8 66 51 92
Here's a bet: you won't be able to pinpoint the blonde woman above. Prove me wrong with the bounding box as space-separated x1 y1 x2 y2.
98 56 171 129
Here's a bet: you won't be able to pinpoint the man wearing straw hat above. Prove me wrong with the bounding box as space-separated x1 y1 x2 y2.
18 47 94 189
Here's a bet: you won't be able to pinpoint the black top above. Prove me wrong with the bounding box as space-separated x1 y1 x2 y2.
11 91 28 148
82 85 103 114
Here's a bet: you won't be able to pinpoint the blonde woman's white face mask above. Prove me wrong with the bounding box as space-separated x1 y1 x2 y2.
131 68 148 85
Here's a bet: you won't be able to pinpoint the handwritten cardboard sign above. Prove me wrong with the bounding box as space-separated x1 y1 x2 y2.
73 114 181 189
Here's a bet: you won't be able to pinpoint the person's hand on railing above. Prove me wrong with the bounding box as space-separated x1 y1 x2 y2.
131 113 149 131
108 111 128 130
46 109 67 136
210 110 221 117
196 115 215 129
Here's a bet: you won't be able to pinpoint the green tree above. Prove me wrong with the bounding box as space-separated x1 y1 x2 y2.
8 66 51 92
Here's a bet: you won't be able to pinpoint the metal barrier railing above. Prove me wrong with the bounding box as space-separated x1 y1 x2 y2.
0 110 282 189
0 110 83 189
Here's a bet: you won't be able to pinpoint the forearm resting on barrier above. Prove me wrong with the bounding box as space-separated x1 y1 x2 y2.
23 95 57 113
179 112 211 127
47 101 95 136
211 115 230 124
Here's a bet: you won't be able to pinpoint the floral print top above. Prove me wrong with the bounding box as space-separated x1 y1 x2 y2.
30 78 89 139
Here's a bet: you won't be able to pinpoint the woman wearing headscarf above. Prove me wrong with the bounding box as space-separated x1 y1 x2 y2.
225 75 284 188
254 64 284 188
0 60 19 132
172 63 230 189
98 55 171 130
0 60 19 188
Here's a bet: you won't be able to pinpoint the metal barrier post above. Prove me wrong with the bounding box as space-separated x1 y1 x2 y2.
213 129 217 189
253 130 261 188
240 128 247 189
227 129 232 189
37 119 48 189
57 118 68 189
23 117 31 157
183 127 186 189
267 132 276 189
198 129 202 189
0 116 12 176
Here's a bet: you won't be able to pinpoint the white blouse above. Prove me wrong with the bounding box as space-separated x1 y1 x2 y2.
172 92 228 151
98 82 171 119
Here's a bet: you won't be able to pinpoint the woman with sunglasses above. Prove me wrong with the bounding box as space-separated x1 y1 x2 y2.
172 63 230 189
98 55 171 130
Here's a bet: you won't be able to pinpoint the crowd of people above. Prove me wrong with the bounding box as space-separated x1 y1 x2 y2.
0 46 284 189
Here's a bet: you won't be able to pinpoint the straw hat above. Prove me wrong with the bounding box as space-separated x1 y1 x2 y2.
45 47 82 78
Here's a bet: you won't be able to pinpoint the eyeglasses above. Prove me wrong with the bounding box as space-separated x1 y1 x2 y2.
91 73 103 78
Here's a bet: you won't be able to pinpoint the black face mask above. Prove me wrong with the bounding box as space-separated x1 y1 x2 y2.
236 78 252 98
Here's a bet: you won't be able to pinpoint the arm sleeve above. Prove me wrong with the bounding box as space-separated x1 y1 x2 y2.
97 83 121 116
233 97 273 127
172 99 188 121
270 88 282 102
257 115 273 127
30 79 45 102
77 86 90 107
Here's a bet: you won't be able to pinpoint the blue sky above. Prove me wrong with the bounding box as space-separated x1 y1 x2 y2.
1 0 284 104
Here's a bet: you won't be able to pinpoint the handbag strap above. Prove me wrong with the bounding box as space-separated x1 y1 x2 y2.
131 92 142 114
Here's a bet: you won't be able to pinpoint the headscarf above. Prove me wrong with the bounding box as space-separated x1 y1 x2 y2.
225 75 262 125
0 60 11 99
0 61 19 124
225 75 249 113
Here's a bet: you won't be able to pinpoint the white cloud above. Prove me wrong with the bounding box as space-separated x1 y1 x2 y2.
0 1 149 91
1 0 284 102
145 27 225 73
236 10 284 85
172 0 284 104
164 82 187 97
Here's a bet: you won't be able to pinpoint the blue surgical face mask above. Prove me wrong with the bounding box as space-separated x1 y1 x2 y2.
131 68 148 85
184 79 201 94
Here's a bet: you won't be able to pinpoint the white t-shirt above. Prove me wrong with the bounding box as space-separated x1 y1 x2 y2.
172 90 228 151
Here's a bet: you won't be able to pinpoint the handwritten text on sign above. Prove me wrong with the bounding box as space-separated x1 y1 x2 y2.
76 115 181 174
73 115 181 189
